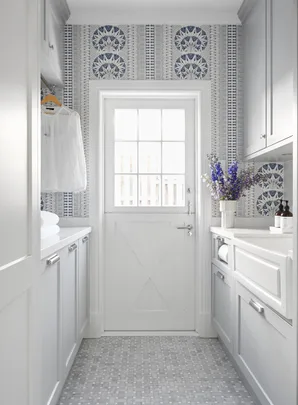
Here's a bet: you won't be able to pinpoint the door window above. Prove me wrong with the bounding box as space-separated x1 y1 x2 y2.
105 98 194 212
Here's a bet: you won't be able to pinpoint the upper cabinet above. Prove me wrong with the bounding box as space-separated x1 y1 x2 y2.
239 0 295 159
241 0 267 156
41 0 70 87
269 0 294 147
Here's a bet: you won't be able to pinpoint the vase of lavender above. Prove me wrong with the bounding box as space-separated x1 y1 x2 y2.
202 154 265 228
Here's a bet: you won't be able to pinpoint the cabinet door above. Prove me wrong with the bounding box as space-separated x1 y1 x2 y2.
61 244 78 374
0 1 40 404
78 236 89 338
243 0 267 156
41 255 61 405
235 282 295 405
40 2 64 86
268 0 294 146
211 264 233 352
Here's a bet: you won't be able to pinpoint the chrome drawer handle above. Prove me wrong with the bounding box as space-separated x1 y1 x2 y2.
82 236 89 243
216 271 225 281
68 243 77 252
249 299 264 315
46 254 60 266
216 236 224 243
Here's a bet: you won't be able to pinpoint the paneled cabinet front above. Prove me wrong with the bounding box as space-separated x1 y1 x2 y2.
211 264 233 353
40 254 62 405
268 0 294 146
235 282 295 405
61 243 78 376
78 236 89 338
40 234 90 405
243 0 267 156
40 0 65 86
240 0 294 158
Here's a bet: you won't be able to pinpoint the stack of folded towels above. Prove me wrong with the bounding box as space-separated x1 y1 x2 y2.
41 211 60 239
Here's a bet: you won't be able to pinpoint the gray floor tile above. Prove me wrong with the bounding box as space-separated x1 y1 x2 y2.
57 337 256 405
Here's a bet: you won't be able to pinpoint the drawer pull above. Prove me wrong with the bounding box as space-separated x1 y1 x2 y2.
82 236 89 243
46 254 60 266
68 243 77 252
216 236 224 243
249 299 264 315
216 271 225 281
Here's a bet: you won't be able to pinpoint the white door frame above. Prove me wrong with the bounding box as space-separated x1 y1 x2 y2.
88 80 215 337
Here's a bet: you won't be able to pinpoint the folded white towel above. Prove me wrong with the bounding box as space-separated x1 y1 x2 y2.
41 211 59 227
41 225 60 239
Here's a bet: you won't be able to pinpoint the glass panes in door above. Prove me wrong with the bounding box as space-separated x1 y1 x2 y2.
114 108 186 207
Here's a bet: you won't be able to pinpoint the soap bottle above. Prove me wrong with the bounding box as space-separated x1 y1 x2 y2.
274 199 284 228
280 201 293 231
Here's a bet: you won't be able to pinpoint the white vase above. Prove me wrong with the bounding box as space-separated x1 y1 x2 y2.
219 200 237 228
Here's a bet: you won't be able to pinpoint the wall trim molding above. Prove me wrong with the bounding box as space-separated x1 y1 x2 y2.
67 9 241 25
88 80 215 338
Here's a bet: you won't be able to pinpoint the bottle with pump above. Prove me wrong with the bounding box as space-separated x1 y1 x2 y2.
274 199 284 228
280 201 293 231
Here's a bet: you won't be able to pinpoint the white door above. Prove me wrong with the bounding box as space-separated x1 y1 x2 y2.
0 0 40 404
104 98 196 331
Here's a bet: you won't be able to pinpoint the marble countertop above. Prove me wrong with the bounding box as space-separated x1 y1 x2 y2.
210 227 293 239
41 227 92 260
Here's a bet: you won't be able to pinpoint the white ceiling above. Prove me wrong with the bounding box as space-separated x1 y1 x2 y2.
67 0 243 25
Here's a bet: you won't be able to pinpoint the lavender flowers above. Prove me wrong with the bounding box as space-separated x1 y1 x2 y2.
202 154 265 201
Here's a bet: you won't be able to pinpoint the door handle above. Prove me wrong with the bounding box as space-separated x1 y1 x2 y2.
46 254 60 266
68 243 77 252
176 225 193 231
249 299 264 315
216 271 225 281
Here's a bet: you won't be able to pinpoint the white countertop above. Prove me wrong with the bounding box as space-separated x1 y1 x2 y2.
41 227 92 260
210 227 293 239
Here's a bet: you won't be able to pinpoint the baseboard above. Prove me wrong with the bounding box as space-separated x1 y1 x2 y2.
85 312 103 337
102 331 200 337
196 313 217 338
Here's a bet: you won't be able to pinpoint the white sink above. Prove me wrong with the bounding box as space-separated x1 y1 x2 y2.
236 235 292 256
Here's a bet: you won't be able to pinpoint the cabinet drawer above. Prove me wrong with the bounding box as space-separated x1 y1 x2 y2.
235 282 294 405
234 244 292 318
211 264 233 352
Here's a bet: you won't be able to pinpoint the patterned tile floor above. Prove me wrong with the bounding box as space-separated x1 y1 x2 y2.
57 337 256 405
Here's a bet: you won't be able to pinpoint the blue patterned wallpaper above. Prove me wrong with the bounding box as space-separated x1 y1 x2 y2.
41 24 283 218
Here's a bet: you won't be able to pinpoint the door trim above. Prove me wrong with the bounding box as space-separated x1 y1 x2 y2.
88 80 215 338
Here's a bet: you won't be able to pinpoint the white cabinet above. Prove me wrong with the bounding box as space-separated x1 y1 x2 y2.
211 264 233 353
40 232 90 405
211 230 295 405
0 1 40 404
78 236 89 338
268 0 294 146
242 0 267 156
235 282 295 405
61 243 78 375
239 0 295 158
41 0 69 86
40 254 62 405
